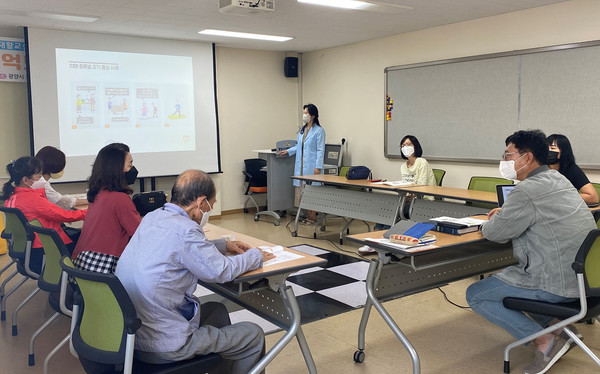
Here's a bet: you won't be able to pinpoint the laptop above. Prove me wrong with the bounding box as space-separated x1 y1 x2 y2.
496 184 516 207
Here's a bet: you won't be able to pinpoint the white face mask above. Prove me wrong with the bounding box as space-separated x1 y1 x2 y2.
401 145 415 158
302 113 311 124
499 154 527 180
198 200 212 229
31 176 46 189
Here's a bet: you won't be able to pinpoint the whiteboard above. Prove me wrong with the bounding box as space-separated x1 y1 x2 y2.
385 41 600 168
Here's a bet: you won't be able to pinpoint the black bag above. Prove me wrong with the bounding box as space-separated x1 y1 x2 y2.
345 166 371 180
132 191 167 216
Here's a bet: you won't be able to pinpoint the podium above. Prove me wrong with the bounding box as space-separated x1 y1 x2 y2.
252 149 295 224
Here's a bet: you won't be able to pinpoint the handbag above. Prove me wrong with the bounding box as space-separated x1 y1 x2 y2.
345 166 371 180
132 191 167 216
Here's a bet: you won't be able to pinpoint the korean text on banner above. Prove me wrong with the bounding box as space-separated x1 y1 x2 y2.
0 37 26 82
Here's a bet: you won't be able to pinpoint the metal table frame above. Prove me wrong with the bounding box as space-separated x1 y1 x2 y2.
347 235 515 373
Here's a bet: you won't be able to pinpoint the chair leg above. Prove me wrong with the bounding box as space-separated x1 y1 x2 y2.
1 274 28 321
1 266 18 300
29 312 60 366
562 329 600 367
12 287 41 336
43 334 70 374
0 260 16 297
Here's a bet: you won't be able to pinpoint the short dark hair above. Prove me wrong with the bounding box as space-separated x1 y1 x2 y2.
505 129 548 165
35 146 66 174
546 134 575 173
171 170 215 207
399 135 424 159
87 144 132 203
2 157 43 199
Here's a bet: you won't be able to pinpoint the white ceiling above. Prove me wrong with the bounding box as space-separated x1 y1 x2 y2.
0 0 567 52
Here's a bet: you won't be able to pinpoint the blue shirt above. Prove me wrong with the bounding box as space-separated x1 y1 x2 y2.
115 203 263 352
287 124 325 187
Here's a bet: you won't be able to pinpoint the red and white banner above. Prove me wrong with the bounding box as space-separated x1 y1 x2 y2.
0 37 26 82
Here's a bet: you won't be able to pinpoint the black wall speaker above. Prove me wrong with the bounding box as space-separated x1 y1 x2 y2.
284 57 298 78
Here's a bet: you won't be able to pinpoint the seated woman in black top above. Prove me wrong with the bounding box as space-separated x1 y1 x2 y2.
547 134 599 205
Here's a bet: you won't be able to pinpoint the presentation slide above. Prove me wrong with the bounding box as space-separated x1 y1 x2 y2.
56 49 196 156
26 28 220 182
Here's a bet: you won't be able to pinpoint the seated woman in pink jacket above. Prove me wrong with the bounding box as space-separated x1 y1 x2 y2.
2 157 86 273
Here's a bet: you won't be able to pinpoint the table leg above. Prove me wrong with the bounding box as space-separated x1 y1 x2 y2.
356 258 421 374
249 285 317 374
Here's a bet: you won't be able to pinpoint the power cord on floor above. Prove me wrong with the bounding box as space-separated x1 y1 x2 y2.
284 215 372 260
437 287 471 310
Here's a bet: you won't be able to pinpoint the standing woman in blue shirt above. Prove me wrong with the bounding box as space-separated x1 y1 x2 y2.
279 103 325 224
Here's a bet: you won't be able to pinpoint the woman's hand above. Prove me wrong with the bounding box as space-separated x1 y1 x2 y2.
278 150 288 157
314 168 321 175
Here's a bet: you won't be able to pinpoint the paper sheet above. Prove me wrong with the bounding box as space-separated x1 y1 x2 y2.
258 245 304 267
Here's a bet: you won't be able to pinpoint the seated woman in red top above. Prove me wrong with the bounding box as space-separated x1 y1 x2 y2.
2 157 87 273
71 143 141 274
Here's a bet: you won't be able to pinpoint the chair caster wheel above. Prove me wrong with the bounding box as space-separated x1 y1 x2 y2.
274 220 280 226
292 232 297 237
320 226 326 232
585 318 595 324
313 233 317 239
254 215 260 221
340 239 343 245
243 208 249 213
353 350 365 363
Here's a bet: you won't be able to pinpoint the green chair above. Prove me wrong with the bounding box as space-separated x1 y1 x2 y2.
59 256 223 374
594 211 600 229
0 206 40 333
467 176 513 209
432 169 446 186
26 220 73 372
502 228 600 373
591 182 600 203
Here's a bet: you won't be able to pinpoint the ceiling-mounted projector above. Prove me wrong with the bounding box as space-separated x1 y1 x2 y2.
219 0 274 15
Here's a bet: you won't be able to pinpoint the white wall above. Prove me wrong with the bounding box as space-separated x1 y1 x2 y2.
302 0 600 188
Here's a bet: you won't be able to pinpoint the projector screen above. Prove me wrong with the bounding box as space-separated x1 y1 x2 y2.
26 27 220 182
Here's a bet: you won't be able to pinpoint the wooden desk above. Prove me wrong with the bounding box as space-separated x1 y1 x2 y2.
346 229 515 374
404 185 498 204
291 175 496 241
202 224 326 374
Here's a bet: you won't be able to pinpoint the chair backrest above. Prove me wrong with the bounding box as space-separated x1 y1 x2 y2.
574 229 600 297
594 211 600 230
467 176 513 209
60 256 141 366
339 166 350 178
432 169 446 186
27 219 70 293
468 176 513 192
591 182 600 200
243 158 267 187
0 206 34 260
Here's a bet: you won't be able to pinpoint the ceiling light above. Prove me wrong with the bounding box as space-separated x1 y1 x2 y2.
199 29 292 42
27 12 99 23
298 0 368 10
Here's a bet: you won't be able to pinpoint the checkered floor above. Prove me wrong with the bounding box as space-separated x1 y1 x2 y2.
194 244 370 334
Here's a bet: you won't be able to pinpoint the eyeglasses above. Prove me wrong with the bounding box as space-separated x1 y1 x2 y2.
501 151 524 161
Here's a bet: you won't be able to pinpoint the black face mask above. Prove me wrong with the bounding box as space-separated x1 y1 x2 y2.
125 165 138 185
547 151 560 165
